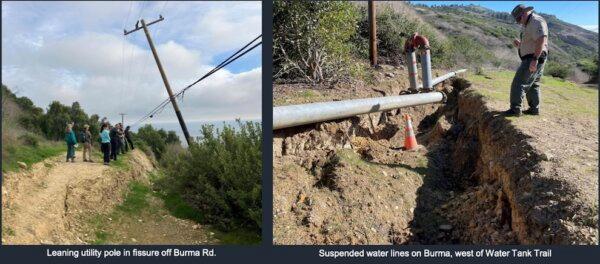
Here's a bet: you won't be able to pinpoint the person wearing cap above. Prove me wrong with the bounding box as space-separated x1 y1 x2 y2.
81 124 94 162
505 4 548 116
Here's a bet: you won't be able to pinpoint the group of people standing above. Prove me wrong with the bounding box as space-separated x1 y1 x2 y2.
65 120 134 166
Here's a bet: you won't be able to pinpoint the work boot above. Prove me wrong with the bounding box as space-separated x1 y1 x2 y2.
504 108 522 117
523 108 539 115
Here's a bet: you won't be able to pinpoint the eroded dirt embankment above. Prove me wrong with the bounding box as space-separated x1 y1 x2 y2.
1 150 155 244
273 79 598 245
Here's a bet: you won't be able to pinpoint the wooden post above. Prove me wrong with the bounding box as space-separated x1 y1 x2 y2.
368 0 378 66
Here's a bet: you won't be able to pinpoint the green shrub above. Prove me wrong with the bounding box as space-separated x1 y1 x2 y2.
18 133 39 147
545 60 572 79
273 1 360 83
158 121 262 231
577 58 598 82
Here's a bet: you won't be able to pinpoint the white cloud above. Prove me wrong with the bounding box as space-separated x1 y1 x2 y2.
579 25 599 33
1 1 262 127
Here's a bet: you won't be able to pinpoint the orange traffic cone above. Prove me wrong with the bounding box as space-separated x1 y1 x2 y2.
403 114 419 151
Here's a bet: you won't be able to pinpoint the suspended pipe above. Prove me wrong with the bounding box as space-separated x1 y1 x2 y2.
419 69 467 89
273 68 466 130
273 92 444 130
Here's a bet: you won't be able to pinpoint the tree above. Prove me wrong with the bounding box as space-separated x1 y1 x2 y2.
166 131 180 145
69 102 90 140
42 101 72 140
88 114 100 138
134 124 181 159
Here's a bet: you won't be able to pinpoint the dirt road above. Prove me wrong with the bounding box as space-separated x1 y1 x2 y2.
2 150 111 244
1 149 215 245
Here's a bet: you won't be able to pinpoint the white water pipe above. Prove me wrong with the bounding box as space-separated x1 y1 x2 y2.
273 92 444 130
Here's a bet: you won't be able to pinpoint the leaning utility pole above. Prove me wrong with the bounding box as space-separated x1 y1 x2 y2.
118 113 126 126
368 0 378 67
124 15 192 146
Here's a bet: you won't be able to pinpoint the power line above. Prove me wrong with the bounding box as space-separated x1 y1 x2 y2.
131 35 262 127
119 1 134 111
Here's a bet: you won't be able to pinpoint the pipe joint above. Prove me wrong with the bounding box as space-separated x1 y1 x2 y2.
404 33 430 53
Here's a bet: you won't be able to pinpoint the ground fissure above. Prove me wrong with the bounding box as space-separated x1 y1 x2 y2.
273 78 598 245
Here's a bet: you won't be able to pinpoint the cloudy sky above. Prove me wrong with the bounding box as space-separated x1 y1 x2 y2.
2 1 262 129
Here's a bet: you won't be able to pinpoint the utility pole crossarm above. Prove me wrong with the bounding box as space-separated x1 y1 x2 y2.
124 15 164 35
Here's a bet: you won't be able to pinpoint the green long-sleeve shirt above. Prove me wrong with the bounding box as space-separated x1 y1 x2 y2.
65 131 77 145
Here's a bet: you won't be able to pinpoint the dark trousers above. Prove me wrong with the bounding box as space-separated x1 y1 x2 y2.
510 57 546 110
101 142 111 163
126 136 134 150
121 138 127 153
110 139 119 160
66 144 75 160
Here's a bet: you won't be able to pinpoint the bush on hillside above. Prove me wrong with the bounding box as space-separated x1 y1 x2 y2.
577 58 599 82
545 60 572 79
273 1 360 83
18 133 39 147
157 121 262 231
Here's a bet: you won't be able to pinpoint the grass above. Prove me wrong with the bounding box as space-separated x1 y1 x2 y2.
88 180 152 244
158 188 261 245
115 181 151 214
92 230 110 245
92 148 132 170
151 170 260 245
88 173 261 245
2 226 16 237
2 141 64 173
300 89 320 99
467 70 598 118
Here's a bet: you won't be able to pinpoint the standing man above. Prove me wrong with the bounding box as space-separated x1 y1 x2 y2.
82 124 94 162
505 4 548 116
124 126 135 150
109 123 120 161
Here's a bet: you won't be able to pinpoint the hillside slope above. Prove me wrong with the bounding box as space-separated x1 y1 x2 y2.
411 3 598 79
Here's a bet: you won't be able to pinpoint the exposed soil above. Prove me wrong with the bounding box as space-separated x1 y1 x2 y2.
1 149 215 245
273 74 598 245
92 194 219 245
